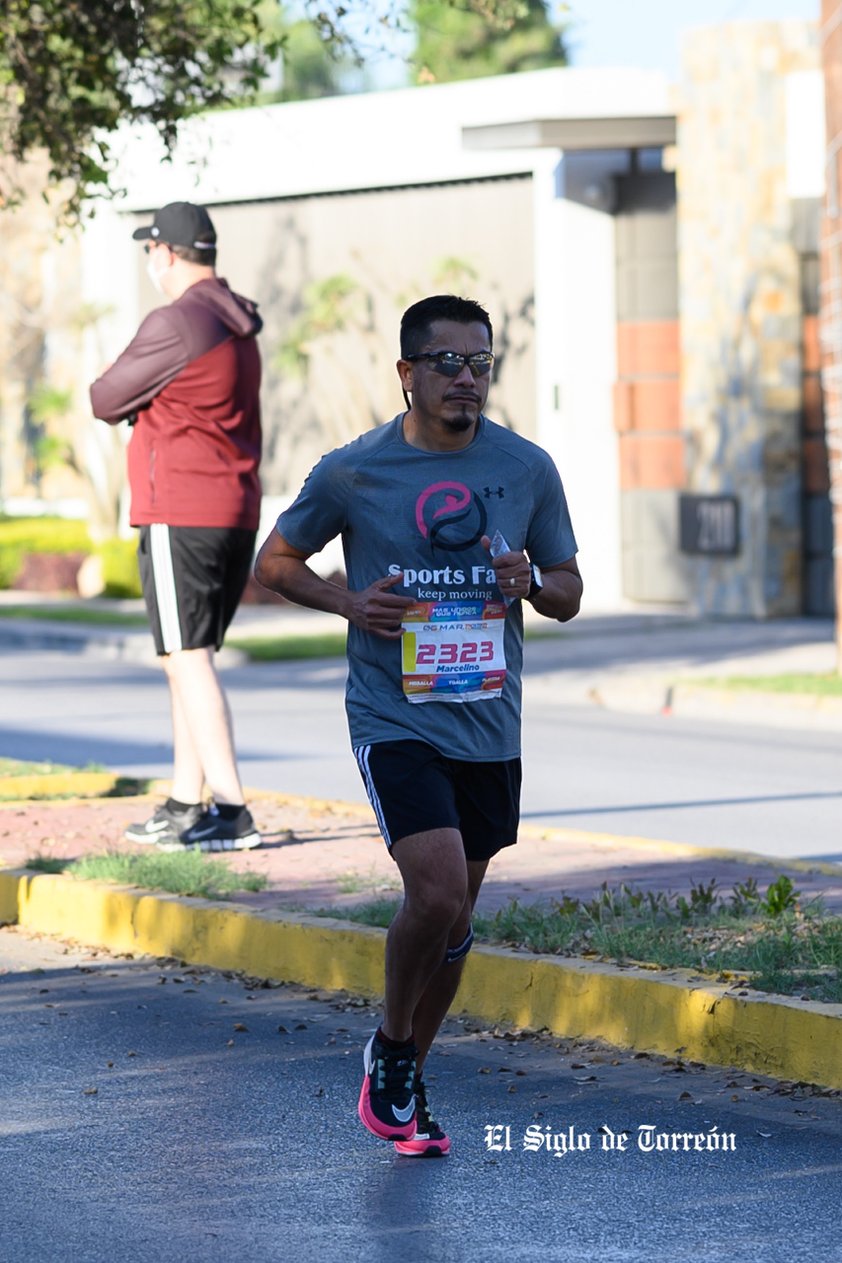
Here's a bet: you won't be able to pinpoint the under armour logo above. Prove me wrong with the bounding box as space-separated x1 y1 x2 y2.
483 486 505 499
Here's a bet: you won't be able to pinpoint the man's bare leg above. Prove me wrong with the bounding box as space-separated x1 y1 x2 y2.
411 858 489 1075
163 647 245 806
381 827 469 1044
166 668 205 804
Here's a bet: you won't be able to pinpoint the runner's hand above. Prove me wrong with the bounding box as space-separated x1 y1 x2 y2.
481 535 531 600
347 574 415 639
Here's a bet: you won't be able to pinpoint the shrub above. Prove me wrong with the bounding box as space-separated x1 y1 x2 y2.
0 516 141 598
0 516 92 589
97 537 141 598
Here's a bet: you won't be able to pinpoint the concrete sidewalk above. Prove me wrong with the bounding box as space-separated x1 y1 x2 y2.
2 786 841 916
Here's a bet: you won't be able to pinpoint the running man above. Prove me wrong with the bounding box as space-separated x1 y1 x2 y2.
254 294 581 1155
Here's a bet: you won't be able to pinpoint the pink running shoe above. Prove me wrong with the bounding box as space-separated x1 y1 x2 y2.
394 1076 450 1157
358 1030 417 1141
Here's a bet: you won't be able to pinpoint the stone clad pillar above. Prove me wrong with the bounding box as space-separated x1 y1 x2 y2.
678 21 819 616
820 0 842 650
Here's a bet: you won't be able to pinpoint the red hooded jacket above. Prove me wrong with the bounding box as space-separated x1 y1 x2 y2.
90 277 262 530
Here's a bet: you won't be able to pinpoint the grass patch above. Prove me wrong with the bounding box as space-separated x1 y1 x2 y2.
323 897 401 928
0 757 86 776
229 624 565 663
316 877 842 1002
692 673 842 698
65 849 268 900
0 605 147 626
0 758 149 800
26 854 70 874
228 631 348 661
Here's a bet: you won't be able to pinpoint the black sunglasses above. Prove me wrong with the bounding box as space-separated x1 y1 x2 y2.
405 351 494 377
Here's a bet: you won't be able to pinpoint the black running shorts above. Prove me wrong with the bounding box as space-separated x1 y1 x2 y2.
354 738 521 862
137 524 257 655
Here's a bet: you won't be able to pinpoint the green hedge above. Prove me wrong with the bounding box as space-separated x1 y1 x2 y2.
0 516 90 588
98 537 141 598
0 516 141 597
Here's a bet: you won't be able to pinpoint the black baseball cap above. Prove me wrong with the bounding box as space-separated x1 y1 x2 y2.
131 201 216 250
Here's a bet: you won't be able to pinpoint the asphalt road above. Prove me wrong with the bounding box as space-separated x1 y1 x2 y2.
0 643 839 861
1 926 840 1263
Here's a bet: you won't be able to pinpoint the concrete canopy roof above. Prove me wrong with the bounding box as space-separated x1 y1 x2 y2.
108 67 677 209
462 116 677 152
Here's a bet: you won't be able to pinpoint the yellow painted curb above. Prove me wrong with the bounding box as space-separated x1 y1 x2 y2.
2 868 841 1091
457 949 842 1088
0 771 126 800
1 870 385 998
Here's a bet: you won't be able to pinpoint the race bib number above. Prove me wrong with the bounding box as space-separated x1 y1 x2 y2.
401 600 507 703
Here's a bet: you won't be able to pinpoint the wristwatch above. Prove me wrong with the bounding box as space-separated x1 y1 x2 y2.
527 563 544 601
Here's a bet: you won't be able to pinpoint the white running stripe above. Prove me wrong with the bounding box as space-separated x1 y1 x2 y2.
354 744 392 848
149 523 182 653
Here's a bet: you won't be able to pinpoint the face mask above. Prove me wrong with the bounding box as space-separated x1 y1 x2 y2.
146 254 169 295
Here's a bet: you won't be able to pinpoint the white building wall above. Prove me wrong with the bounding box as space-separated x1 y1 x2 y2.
79 65 672 607
533 156 621 607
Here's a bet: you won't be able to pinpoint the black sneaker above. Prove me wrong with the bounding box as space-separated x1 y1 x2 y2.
358 1030 417 1141
394 1075 450 1157
125 801 203 846
159 804 261 853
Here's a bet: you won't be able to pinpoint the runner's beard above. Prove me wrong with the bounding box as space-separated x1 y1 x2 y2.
443 409 477 432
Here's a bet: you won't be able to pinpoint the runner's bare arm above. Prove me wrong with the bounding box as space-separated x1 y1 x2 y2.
254 530 415 639
528 558 583 622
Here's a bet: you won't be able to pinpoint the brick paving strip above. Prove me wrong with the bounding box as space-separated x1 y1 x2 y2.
2 790 842 915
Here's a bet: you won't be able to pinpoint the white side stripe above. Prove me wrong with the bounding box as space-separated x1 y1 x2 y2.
149 523 182 653
353 744 392 848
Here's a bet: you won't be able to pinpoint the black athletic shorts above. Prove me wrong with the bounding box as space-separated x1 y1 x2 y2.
354 738 521 862
137 524 257 655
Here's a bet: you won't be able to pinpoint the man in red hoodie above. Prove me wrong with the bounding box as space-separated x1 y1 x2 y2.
90 201 263 851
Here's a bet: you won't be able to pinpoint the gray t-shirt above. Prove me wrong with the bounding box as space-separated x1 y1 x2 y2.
276 414 577 760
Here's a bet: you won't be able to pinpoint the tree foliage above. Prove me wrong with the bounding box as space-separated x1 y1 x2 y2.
411 0 568 84
0 0 283 219
0 0 562 219
252 1 350 105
